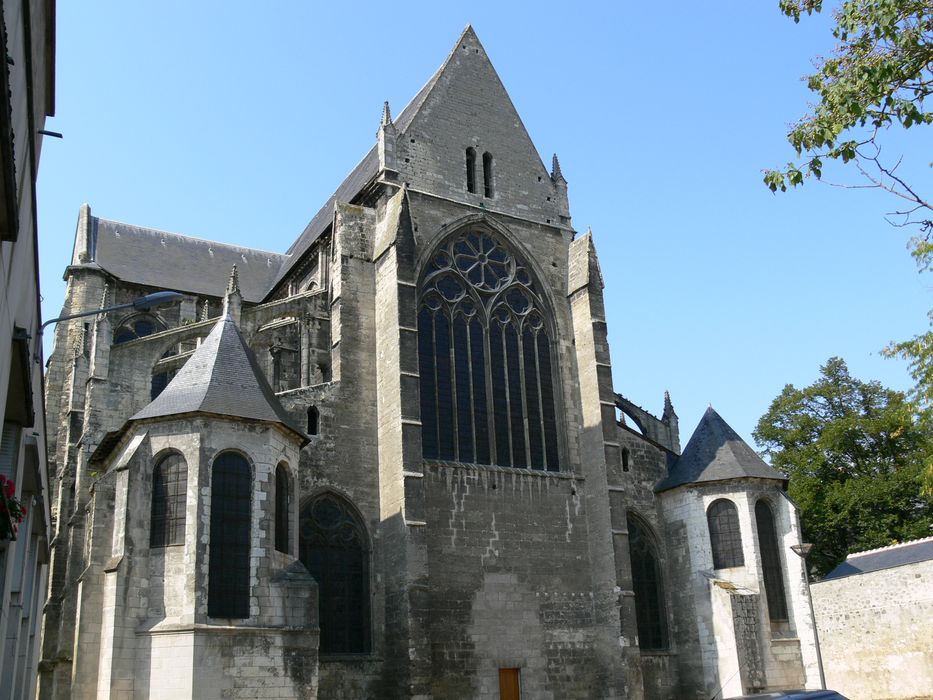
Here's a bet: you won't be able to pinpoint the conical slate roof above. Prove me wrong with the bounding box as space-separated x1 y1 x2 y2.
132 313 306 443
655 407 784 492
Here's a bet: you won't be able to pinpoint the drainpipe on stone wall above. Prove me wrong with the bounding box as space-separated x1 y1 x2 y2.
791 542 826 689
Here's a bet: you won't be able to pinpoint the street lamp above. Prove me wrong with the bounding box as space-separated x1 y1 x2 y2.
35 290 184 363
791 542 826 690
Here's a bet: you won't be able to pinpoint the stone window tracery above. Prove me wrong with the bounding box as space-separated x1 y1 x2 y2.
418 229 559 470
627 514 668 650
299 493 369 654
150 452 187 547
113 313 164 344
707 499 744 569
208 451 251 619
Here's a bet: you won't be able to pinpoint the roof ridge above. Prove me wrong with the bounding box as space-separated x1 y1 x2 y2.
96 216 287 257
847 535 933 558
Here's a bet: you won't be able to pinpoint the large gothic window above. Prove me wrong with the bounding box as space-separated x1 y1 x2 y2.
418 230 559 470
208 451 251 619
755 500 789 622
150 452 187 547
707 499 744 569
299 493 369 654
627 514 668 650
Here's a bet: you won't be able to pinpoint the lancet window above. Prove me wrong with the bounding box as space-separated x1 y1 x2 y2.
627 514 668 650
707 499 744 569
208 451 251 619
418 229 559 470
755 499 788 622
150 452 187 547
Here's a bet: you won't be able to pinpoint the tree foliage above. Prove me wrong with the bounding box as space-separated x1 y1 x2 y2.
764 0 933 253
754 357 933 576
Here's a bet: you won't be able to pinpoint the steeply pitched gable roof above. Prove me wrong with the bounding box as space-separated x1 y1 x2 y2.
132 313 306 443
822 536 933 581
83 216 285 303
656 407 785 492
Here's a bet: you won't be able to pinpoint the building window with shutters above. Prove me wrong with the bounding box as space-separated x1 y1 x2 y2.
755 499 789 622
150 452 187 547
707 499 744 569
418 229 560 471
299 492 369 654
208 451 251 619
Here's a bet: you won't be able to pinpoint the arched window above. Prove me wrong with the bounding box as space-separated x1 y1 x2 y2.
622 447 630 472
307 406 319 436
466 148 477 194
299 493 369 654
275 463 290 553
113 313 164 344
627 514 668 650
707 499 744 569
482 152 494 198
755 500 788 622
418 229 559 470
208 451 251 619
150 453 187 547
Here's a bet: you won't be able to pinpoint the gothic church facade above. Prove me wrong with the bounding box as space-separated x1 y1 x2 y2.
39 27 821 700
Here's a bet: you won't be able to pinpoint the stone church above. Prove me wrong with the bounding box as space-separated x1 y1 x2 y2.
38 26 822 700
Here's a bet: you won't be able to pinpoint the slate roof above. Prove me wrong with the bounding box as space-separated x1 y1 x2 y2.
822 536 933 581
132 313 306 443
655 406 785 492
269 26 478 292
84 216 285 303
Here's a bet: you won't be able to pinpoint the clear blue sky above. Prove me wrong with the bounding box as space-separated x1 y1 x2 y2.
36 2 931 450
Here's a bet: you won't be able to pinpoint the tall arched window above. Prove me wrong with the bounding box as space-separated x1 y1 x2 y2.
150 452 187 547
627 514 668 650
418 229 559 470
707 499 744 569
299 493 369 654
275 463 290 553
482 152 494 198
755 500 788 622
208 451 251 619
466 148 477 194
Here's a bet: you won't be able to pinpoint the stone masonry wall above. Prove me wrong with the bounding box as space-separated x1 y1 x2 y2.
811 557 933 700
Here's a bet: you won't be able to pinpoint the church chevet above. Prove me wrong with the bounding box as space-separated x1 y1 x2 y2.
39 26 822 700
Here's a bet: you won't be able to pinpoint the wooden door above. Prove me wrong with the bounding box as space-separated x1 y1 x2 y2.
498 668 521 700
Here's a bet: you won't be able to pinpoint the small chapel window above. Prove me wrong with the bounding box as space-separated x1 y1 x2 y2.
707 499 744 569
482 152 494 198
756 499 789 622
307 406 319 436
466 148 477 194
275 463 290 553
627 514 668 650
208 451 251 619
150 452 187 547
299 493 370 654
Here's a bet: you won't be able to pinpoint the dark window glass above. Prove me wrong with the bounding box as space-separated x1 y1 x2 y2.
299 493 369 654
627 515 668 650
466 148 476 194
307 406 319 436
208 452 251 618
755 500 789 622
418 230 560 471
708 499 744 569
113 313 163 345
622 448 630 472
150 453 187 547
483 152 494 198
275 464 290 553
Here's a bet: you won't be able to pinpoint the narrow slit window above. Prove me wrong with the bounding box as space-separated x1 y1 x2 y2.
466 147 477 193
307 405 319 436
275 463 290 553
483 152 494 198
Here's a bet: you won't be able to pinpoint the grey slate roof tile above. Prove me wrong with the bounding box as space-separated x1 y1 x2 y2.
132 313 306 443
88 217 285 303
656 406 785 492
822 536 933 580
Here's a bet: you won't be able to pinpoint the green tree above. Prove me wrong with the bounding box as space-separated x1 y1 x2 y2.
754 357 933 576
764 0 933 258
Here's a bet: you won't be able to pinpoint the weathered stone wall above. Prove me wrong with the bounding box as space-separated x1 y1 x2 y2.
812 557 933 700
